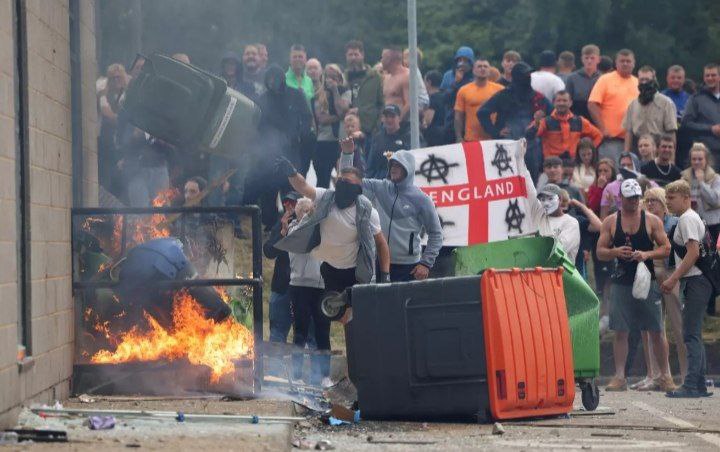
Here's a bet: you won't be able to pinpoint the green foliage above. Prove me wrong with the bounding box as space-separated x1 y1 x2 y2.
98 0 720 81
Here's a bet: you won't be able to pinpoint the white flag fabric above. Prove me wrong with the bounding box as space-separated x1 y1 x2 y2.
413 139 532 247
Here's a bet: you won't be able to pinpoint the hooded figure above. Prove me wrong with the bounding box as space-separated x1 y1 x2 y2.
339 150 443 274
441 46 476 136
220 51 256 99
477 62 552 181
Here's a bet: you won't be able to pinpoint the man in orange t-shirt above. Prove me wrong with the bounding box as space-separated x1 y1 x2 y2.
454 59 504 142
588 49 638 163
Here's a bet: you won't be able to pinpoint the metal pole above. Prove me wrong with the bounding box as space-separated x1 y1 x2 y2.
407 0 420 149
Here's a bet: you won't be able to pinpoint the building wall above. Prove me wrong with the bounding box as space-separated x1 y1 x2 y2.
0 0 98 428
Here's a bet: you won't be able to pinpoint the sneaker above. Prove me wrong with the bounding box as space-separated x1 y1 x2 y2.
599 315 610 336
605 377 627 392
321 377 335 389
630 377 653 390
654 376 677 393
666 385 713 398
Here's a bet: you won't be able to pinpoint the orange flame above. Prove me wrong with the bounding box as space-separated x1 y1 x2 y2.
91 291 253 382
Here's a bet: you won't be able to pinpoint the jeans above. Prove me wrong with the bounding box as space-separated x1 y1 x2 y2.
127 166 169 207
269 291 292 343
313 141 340 188
390 263 417 282
289 285 331 383
680 275 713 390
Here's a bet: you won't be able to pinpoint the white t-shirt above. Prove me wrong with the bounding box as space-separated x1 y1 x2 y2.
673 208 705 277
529 199 580 261
531 71 565 102
310 187 382 269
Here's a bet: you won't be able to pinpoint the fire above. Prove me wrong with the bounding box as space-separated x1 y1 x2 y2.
91 291 253 382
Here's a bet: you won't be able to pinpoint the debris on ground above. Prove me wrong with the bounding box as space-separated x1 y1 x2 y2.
78 394 96 404
492 422 505 435
292 437 335 450
87 415 116 430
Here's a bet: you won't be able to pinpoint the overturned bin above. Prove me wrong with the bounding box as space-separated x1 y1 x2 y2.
346 268 583 422
121 53 261 160
454 236 600 406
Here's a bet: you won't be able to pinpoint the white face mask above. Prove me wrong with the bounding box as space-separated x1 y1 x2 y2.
540 194 560 215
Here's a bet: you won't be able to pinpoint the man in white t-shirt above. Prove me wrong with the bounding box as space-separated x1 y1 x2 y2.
275 156 391 298
525 179 581 262
531 50 565 102
662 179 714 398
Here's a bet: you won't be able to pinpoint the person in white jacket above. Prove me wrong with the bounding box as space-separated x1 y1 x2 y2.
287 198 331 387
522 163 581 262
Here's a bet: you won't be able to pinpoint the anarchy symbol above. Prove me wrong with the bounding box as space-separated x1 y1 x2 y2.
416 154 459 184
438 215 456 229
492 143 514 176
505 199 525 234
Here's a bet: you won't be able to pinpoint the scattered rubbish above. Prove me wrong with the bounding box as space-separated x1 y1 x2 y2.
326 417 349 426
125 443 141 448
329 404 360 423
32 407 304 424
315 439 334 450
87 416 116 430
492 422 505 435
78 394 96 403
4 429 67 443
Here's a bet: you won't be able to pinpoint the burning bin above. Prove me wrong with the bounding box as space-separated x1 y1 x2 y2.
121 53 260 160
347 269 578 421
454 236 600 381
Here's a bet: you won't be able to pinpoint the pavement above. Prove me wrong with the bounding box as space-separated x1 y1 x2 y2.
4 384 720 451
296 387 720 451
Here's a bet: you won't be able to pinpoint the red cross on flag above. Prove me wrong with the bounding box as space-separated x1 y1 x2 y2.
414 139 532 247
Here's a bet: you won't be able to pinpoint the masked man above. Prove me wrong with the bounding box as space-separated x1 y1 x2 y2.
273 157 391 311
622 66 677 153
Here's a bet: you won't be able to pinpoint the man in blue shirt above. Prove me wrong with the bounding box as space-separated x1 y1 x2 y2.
662 65 690 120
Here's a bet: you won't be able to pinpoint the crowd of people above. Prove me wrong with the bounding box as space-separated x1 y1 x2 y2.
95 40 720 395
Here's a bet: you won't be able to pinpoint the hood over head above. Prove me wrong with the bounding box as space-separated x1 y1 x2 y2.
221 51 241 67
454 46 475 65
388 150 416 188
264 64 286 93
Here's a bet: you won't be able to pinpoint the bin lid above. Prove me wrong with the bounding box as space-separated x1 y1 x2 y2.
122 53 226 146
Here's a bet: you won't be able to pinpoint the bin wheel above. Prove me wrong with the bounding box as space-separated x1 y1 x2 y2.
321 291 347 321
580 379 600 411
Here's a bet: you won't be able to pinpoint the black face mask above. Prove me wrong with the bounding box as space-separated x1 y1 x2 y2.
334 180 362 209
638 81 658 105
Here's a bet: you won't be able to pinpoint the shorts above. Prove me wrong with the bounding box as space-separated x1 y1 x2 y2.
609 281 663 332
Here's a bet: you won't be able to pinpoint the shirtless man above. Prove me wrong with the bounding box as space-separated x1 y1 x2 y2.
381 47 410 121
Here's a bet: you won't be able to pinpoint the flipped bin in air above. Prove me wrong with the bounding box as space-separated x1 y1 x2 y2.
122 53 260 160
454 236 600 402
346 268 577 421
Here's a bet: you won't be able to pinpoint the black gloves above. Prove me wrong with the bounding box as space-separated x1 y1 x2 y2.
275 156 298 178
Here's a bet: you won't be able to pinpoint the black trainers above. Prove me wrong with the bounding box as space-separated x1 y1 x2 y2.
666 385 714 398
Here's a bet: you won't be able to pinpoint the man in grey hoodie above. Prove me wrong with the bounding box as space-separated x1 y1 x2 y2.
339 137 443 281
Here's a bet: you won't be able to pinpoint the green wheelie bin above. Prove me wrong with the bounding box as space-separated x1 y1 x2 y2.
455 236 600 410
121 53 260 161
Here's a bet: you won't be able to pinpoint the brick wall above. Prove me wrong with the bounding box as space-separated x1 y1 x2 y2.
0 0 97 428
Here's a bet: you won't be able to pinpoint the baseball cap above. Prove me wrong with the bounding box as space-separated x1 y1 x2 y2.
539 183 563 198
382 104 401 116
543 156 563 168
621 179 642 198
282 191 302 202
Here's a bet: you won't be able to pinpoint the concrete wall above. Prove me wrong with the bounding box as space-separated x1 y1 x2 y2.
0 0 97 428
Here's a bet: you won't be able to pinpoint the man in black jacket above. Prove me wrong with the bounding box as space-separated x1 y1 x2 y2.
244 65 314 229
263 191 301 343
366 104 411 178
682 63 720 171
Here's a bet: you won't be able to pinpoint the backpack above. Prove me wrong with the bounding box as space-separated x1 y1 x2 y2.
669 221 720 297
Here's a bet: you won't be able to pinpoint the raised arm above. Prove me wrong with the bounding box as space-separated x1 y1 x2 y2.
569 198 602 232
275 156 316 200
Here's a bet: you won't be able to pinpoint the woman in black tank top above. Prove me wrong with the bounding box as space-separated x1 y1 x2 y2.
612 210 655 285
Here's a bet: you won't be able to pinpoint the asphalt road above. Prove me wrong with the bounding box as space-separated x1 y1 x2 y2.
297 388 720 451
